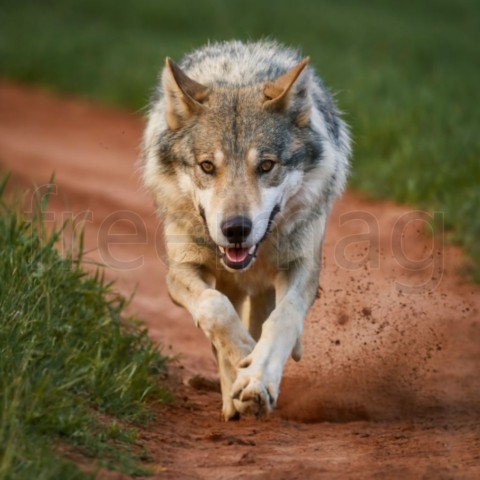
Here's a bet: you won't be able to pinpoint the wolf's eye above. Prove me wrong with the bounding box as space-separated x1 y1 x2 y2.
199 161 215 174
258 159 275 174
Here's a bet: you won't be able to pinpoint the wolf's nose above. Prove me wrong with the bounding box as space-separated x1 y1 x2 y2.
221 216 252 244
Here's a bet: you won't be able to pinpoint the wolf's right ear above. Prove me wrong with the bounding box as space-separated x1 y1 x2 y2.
162 58 209 130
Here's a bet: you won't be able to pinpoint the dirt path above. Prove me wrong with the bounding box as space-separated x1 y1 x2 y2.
1 81 479 479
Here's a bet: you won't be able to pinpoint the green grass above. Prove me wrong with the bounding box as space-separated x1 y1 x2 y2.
0 0 479 277
0 178 170 479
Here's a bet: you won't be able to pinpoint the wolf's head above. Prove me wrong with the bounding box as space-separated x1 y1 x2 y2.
149 56 328 272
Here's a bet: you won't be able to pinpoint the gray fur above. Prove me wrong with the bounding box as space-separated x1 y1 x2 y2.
142 40 351 420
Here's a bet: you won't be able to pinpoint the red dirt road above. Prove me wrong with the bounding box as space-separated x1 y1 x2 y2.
1 81 479 479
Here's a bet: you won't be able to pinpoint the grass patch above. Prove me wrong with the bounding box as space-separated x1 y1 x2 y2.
0 177 170 479
0 0 479 278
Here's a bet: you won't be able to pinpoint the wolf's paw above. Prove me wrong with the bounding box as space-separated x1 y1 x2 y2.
231 371 278 417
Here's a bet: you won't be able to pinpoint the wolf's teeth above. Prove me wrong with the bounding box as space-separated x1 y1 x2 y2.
248 245 257 255
218 246 225 254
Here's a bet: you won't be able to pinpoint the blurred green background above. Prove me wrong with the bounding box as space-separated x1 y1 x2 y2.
1 0 479 278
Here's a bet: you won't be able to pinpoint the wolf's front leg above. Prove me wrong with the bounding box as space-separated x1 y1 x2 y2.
231 261 320 416
212 344 244 420
166 266 255 420
195 289 256 419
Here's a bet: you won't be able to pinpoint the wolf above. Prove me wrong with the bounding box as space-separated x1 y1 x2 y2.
142 40 350 420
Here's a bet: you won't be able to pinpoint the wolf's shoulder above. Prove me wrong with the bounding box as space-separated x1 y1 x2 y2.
178 40 304 87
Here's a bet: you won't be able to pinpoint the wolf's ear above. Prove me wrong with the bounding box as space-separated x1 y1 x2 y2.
263 58 310 125
162 58 209 130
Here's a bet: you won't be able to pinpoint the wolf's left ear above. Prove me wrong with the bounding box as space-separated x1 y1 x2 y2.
263 58 310 125
162 58 209 130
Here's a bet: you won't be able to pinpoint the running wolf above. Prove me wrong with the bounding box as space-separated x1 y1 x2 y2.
142 40 350 420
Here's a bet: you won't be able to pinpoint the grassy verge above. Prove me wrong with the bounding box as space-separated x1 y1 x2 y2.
0 0 479 278
0 177 170 479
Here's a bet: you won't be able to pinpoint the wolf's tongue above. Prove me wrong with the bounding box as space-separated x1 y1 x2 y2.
225 247 249 263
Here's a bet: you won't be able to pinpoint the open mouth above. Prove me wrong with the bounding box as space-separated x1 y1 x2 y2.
218 244 258 270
